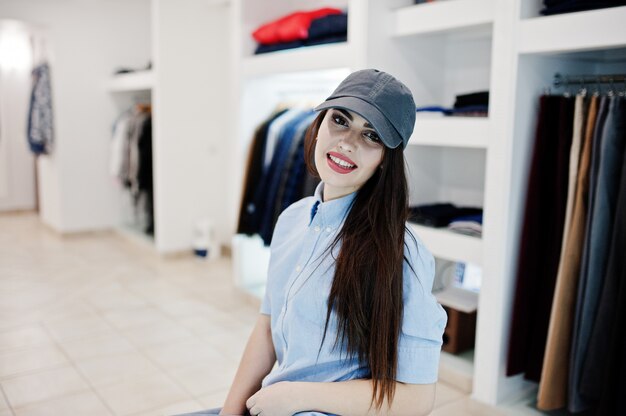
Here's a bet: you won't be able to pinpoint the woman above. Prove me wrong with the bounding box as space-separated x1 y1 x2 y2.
186 69 447 416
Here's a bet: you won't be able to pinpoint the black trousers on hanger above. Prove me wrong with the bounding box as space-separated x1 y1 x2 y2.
506 95 575 381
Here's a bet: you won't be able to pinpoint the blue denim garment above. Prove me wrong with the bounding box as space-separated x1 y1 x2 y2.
259 110 316 245
260 182 447 401
569 96 625 412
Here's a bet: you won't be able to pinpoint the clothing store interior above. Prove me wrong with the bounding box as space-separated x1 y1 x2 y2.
0 0 625 415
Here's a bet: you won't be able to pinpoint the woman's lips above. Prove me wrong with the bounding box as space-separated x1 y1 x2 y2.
326 153 357 174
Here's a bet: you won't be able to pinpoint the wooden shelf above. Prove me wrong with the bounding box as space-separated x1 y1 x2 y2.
241 42 352 78
409 117 489 148
519 6 626 55
409 223 482 266
108 70 154 92
392 0 494 38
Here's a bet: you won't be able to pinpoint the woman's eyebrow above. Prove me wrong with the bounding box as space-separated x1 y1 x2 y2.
336 108 373 129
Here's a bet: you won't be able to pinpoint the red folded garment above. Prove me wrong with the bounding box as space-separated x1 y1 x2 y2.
253 7 343 45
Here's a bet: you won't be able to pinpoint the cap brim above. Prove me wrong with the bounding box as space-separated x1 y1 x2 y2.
314 96 404 149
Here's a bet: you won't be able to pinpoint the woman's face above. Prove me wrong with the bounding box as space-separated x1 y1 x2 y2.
314 108 385 201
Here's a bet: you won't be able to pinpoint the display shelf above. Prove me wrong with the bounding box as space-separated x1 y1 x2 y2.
518 6 626 55
392 0 494 38
108 70 154 92
410 223 482 267
409 117 489 148
435 285 479 314
241 42 353 78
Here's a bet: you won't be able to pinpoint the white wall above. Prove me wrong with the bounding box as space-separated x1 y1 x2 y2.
0 20 36 212
152 0 231 252
0 0 151 232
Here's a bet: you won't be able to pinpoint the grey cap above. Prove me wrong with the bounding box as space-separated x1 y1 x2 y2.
314 69 416 149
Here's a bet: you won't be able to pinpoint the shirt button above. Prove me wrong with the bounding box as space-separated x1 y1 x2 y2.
295 265 302 272
314 226 321 232
326 227 332 233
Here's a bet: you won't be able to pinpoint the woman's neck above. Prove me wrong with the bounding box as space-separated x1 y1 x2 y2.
322 184 358 202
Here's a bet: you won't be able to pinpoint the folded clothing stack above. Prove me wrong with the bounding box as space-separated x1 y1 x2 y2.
540 0 626 15
448 214 483 237
409 203 483 236
253 8 348 55
415 91 489 117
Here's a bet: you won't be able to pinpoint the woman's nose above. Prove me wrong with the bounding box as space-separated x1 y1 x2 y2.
338 130 358 152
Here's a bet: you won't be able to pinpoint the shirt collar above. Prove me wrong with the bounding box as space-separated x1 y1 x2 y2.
309 182 357 227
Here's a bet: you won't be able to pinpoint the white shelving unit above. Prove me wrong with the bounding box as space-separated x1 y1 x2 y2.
409 117 489 148
107 70 154 92
518 6 626 54
229 0 626 413
107 0 232 254
241 43 353 78
392 0 494 37
410 224 482 266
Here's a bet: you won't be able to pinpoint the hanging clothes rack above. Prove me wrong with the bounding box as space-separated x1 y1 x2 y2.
553 73 626 96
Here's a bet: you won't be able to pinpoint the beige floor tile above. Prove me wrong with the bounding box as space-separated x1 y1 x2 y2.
0 325 54 352
101 304 167 330
142 337 225 370
74 351 162 388
1 365 90 408
86 284 148 312
94 372 191 416
43 313 116 343
197 389 229 409
434 381 466 408
431 397 510 416
167 360 237 397
0 392 9 410
0 344 68 378
121 320 195 349
201 328 252 361
12 390 113 416
129 399 204 416
58 331 136 361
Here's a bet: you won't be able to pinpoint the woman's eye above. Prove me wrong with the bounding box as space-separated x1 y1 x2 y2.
332 114 348 126
364 131 381 143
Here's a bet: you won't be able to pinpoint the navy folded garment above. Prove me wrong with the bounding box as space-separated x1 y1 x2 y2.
415 105 488 116
254 34 347 55
408 203 483 228
308 13 348 41
451 214 483 225
453 91 489 109
541 0 625 15
305 34 347 47
255 40 305 54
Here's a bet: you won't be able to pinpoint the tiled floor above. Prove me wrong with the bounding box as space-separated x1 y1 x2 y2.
0 212 537 415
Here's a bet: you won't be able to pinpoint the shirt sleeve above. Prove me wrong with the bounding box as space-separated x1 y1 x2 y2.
396 226 448 384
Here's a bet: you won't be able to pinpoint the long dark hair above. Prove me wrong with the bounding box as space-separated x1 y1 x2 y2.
304 110 417 410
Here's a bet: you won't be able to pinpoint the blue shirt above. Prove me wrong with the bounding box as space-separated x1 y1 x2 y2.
260 182 447 394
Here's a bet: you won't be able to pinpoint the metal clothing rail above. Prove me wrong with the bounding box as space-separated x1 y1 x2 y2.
554 73 626 87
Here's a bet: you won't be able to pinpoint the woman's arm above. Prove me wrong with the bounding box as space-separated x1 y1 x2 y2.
220 314 276 415
298 379 435 416
247 379 435 416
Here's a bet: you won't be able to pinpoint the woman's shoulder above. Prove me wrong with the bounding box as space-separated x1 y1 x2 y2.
271 196 317 240
403 224 433 261
279 195 317 221
402 223 436 288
